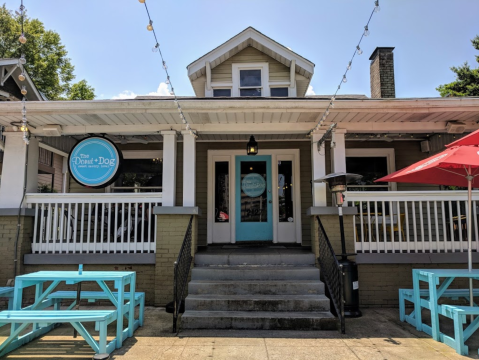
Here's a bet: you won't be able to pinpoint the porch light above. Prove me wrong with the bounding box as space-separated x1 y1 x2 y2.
246 135 258 156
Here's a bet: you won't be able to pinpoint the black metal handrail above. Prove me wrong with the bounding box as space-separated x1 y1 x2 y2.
172 215 193 333
316 216 345 334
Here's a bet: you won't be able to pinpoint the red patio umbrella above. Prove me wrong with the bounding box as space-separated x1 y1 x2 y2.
446 129 479 148
376 145 479 309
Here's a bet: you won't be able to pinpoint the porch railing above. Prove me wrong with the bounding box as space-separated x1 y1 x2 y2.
173 215 193 333
316 216 345 334
25 193 162 254
345 191 479 254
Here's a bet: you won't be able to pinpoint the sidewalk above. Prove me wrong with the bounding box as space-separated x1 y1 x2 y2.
0 307 476 359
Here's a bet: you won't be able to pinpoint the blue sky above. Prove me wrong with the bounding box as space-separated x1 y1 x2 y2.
5 0 478 99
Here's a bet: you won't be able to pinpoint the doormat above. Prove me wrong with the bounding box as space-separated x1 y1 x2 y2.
222 244 286 249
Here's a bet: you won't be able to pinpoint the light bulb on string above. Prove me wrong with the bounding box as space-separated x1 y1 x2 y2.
325 109 330 116
21 86 27 95
363 25 370 37
18 72 26 81
356 45 363 55
138 0 145 3
342 75 347 83
147 20 153 31
20 123 28 132
162 61 167 69
19 33 27 44
374 0 380 12
331 96 336 101
19 54 26 65
22 107 26 116
330 101 334 108
347 61 352 70
166 77 170 84
152 43 159 52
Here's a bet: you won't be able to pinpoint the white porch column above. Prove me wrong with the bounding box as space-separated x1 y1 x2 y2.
62 156 69 193
331 129 347 173
182 131 196 206
311 131 327 206
161 130 177 207
0 133 39 208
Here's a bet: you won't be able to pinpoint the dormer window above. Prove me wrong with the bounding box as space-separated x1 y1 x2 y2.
239 70 262 96
232 63 270 97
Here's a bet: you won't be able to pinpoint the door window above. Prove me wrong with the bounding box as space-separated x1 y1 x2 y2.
240 161 268 222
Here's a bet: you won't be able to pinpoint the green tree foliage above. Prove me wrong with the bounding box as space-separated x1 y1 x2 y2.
437 35 479 97
67 79 95 100
0 5 95 100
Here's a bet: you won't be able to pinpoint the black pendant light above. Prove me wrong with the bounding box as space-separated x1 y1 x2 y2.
246 135 258 156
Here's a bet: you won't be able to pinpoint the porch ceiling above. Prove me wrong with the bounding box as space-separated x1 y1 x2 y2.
0 97 478 136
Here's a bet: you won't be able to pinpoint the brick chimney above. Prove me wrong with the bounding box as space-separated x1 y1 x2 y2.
369 47 395 98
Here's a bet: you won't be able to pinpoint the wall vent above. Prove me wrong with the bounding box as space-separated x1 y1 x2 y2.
446 122 466 134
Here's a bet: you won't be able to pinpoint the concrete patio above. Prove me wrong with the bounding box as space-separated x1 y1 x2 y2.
0 307 477 359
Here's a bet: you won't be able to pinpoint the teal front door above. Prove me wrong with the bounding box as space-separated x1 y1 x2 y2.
235 155 273 241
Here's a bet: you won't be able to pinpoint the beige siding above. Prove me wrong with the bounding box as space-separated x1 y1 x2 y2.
211 47 290 83
196 141 312 246
191 76 206 98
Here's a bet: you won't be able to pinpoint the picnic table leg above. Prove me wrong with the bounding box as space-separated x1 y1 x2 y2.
412 271 422 331
11 281 24 335
98 320 107 354
128 273 136 337
453 312 467 355
115 279 125 349
429 274 440 341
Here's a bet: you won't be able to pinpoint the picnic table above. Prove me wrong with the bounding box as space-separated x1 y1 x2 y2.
411 269 479 355
0 270 138 357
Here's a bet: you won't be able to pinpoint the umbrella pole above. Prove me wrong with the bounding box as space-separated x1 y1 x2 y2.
467 175 473 322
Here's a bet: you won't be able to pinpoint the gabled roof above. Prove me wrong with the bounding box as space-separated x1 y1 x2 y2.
187 27 315 82
0 58 44 101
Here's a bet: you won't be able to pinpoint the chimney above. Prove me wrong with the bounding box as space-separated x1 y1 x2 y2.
369 47 395 98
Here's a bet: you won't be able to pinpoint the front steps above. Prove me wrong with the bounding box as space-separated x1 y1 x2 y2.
181 247 338 330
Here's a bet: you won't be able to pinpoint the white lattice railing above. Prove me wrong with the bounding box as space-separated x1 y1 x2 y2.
345 191 479 254
25 193 162 254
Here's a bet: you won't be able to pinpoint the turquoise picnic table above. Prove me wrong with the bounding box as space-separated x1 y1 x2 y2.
1 270 137 357
412 268 479 354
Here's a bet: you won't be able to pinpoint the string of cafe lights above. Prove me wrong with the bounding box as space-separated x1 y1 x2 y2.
16 0 29 144
308 0 380 136
138 0 198 138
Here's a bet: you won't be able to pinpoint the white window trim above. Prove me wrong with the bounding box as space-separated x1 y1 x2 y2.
345 148 397 191
211 88 233 97
269 85 291 97
207 149 302 244
232 63 270 97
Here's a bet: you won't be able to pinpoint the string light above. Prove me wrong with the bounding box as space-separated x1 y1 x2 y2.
139 0 198 138
18 0 29 144
308 0 380 136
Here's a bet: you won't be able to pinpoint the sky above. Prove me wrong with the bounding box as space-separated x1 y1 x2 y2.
4 0 478 100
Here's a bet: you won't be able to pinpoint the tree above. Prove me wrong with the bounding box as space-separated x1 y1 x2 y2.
67 80 95 100
437 35 479 97
0 5 95 100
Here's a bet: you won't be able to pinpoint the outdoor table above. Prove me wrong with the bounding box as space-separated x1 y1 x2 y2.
412 268 479 341
11 270 136 349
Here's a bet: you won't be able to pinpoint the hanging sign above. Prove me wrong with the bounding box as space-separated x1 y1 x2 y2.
68 137 122 188
242 173 266 197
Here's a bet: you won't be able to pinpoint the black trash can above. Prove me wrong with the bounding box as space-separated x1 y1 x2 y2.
338 258 361 318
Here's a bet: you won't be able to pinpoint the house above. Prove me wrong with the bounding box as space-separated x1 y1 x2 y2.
0 27 478 329
0 58 72 193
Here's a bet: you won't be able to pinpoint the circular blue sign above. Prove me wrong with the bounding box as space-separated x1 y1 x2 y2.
242 173 266 197
69 137 122 188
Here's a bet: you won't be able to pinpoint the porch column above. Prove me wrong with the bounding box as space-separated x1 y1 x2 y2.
0 132 39 208
161 130 177 207
182 131 196 206
331 129 347 173
311 131 327 206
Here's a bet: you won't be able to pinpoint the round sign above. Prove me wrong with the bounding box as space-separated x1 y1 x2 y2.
242 173 266 197
68 137 122 188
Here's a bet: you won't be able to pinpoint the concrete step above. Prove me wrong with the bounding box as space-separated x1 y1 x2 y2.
194 252 315 267
191 266 320 281
181 310 338 330
188 280 324 296
185 294 331 312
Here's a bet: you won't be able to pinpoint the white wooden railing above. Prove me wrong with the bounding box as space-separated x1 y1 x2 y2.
25 193 162 254
345 191 479 254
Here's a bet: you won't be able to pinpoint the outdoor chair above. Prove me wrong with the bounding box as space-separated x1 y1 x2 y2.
379 213 406 241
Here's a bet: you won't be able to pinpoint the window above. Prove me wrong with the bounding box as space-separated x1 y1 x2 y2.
278 160 294 222
213 89 231 97
271 87 288 97
239 69 262 96
214 162 229 222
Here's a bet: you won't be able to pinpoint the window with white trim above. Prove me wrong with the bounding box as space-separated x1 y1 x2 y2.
232 63 270 97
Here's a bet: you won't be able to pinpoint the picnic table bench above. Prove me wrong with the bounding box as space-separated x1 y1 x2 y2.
47 291 145 326
439 305 479 356
399 288 479 325
0 310 117 357
0 287 14 311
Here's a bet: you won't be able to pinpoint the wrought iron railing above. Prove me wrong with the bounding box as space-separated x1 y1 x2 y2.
316 216 345 334
173 215 193 333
